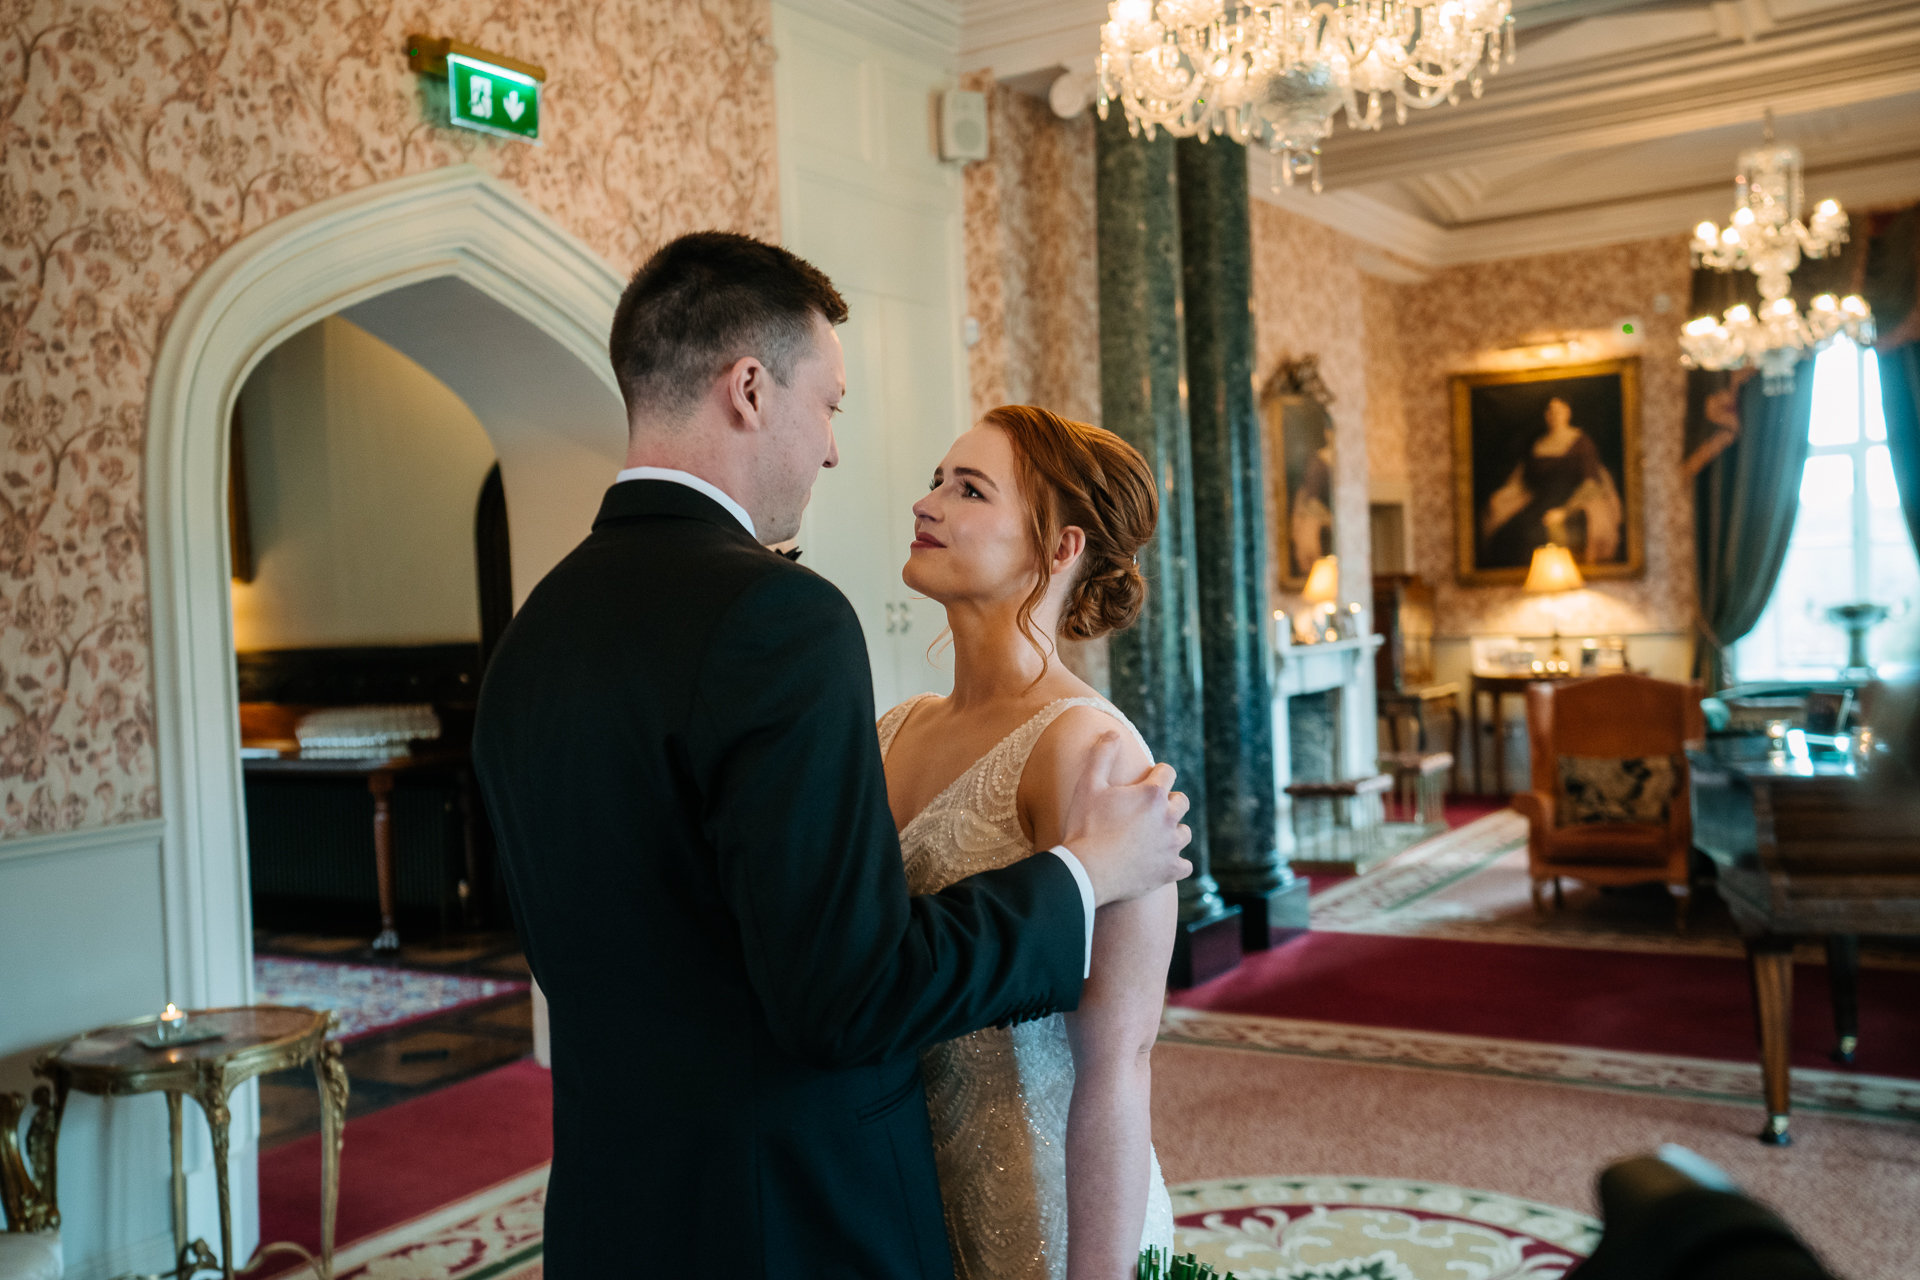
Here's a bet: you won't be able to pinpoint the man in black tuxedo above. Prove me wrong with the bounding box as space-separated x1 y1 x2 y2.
473 232 1192 1278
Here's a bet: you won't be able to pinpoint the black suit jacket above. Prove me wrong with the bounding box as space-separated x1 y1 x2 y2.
473 480 1088 1279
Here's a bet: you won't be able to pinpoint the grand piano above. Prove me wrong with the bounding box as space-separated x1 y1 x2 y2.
1689 679 1920 1144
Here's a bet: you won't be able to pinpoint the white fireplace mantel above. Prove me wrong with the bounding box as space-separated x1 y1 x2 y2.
1268 631 1384 860
1273 634 1383 698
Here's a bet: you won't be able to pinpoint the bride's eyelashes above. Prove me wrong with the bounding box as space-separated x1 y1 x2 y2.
927 473 986 499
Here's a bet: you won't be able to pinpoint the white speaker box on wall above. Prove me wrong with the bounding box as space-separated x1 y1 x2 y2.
939 89 988 163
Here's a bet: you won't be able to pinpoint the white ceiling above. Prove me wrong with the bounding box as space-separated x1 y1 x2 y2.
952 0 1920 267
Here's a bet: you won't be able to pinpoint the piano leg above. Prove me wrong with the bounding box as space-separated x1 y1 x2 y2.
1825 934 1860 1065
1745 936 1795 1145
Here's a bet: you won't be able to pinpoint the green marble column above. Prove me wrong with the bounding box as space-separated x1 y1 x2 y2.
1176 136 1302 949
1095 112 1235 979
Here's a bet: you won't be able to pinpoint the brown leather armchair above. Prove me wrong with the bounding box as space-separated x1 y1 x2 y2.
1512 673 1704 930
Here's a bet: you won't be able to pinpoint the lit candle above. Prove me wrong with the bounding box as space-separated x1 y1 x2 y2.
159 1003 184 1039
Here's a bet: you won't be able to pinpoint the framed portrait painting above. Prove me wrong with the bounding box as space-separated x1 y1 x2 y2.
1451 357 1644 586
1262 363 1338 591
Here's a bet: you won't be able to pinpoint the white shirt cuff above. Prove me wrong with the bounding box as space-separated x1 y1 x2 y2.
1048 846 1096 978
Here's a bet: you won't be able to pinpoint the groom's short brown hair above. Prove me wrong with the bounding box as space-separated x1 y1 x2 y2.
610 232 849 425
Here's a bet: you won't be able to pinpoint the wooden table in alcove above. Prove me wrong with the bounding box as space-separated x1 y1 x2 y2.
241 744 479 951
1470 670 1647 794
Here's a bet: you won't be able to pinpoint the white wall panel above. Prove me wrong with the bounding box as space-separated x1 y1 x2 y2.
774 3 969 710
0 824 242 1280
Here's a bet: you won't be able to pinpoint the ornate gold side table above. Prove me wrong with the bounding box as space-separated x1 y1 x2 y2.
34 1006 347 1280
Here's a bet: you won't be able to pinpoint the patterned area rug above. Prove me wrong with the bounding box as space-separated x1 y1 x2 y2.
299 1165 1590 1280
297 1166 546 1280
1160 1007 1920 1125
1313 812 1919 969
1171 1176 1598 1279
253 956 528 1041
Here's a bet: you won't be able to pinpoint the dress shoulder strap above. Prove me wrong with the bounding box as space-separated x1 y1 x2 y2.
995 697 1154 797
876 692 939 761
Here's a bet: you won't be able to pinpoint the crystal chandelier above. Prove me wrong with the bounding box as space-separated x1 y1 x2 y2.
1679 113 1873 395
1097 0 1515 193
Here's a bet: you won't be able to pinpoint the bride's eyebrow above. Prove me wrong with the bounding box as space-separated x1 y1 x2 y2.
951 466 999 493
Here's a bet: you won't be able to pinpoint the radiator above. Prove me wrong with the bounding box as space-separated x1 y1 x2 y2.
245 776 465 927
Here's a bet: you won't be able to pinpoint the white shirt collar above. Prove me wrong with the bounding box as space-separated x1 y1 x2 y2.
615 467 756 539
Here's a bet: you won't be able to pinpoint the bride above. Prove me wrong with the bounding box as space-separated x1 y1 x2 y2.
877 404 1177 1279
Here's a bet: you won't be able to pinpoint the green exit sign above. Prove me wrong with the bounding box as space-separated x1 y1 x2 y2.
447 53 540 143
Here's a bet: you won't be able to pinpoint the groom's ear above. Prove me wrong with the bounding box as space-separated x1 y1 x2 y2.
722 355 770 432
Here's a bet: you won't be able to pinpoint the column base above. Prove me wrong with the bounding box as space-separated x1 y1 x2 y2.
1168 905 1243 989
1225 877 1311 952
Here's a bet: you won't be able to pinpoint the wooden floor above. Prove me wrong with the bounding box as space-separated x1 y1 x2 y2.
253 926 533 1149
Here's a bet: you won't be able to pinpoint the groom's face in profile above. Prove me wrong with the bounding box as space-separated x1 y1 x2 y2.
751 313 846 545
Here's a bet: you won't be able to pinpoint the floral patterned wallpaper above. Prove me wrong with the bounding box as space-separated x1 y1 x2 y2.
959 78 1105 687
1394 237 1696 638
1246 201 1695 639
1360 274 1408 498
961 79 1099 427
961 103 1697 657
1248 201 1377 612
0 0 779 836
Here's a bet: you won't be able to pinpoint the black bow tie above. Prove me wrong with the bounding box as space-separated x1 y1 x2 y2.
780 547 803 562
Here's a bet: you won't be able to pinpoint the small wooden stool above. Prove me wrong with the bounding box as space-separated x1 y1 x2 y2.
1285 773 1392 872
1376 683 1462 793
1381 750 1453 825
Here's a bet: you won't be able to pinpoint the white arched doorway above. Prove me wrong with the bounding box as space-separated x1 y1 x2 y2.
144 164 624 1253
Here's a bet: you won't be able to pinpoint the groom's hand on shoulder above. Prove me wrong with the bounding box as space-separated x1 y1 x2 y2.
1062 731 1192 908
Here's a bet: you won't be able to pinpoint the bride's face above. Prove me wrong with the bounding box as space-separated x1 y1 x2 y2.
904 424 1039 607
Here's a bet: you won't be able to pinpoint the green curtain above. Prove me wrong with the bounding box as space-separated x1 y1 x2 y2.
1883 342 1920 554
1693 359 1817 691
1864 208 1920 554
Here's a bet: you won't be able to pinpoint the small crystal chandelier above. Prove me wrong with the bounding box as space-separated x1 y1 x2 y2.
1097 0 1514 193
1679 111 1873 395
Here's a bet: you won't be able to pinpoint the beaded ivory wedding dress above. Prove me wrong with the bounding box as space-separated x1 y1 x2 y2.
877 694 1176 1280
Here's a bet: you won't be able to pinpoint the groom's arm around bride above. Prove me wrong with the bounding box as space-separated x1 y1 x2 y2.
473 231 1191 1279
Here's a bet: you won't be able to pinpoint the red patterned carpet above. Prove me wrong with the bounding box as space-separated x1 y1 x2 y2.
1150 1042 1919 1280
253 802 1916 1277
1170 930 1920 1078
259 1057 551 1256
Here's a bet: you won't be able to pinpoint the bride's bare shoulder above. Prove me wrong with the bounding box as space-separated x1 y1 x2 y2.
1018 701 1152 846
1042 702 1148 767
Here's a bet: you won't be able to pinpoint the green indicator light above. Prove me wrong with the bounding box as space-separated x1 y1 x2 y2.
1622 323 1634 334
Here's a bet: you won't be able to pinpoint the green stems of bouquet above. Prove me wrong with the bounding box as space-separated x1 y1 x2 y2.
1138 1246 1237 1279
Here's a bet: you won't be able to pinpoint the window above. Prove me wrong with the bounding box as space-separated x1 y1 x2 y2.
1733 338 1920 683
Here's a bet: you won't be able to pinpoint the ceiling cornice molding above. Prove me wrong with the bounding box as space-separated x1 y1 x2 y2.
780 0 962 68
960 0 1107 76
1509 0 1681 30
1247 149 1450 263
1320 2 1920 187
1252 150 1920 268
956 0 1698 78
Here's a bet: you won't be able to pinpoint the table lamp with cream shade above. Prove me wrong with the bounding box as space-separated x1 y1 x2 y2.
1524 543 1584 672
1301 554 1340 643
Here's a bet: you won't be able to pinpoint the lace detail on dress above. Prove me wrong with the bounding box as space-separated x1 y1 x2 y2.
878 695 1174 1280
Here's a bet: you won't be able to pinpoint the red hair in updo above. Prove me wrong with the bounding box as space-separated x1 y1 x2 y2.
978 405 1159 665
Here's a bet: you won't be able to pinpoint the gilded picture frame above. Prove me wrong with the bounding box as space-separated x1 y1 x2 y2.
1451 357 1644 587
1261 359 1338 592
